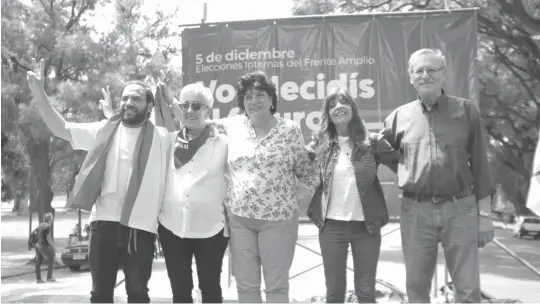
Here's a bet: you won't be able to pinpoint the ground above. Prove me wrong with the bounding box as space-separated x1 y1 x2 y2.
2 199 540 303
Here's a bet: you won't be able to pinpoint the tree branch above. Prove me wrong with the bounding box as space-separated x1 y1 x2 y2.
1 47 32 71
492 45 540 105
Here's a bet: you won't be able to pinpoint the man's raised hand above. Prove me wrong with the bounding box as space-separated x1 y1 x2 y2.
26 58 45 95
99 85 115 119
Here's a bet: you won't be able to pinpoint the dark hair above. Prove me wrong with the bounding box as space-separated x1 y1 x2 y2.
236 71 278 115
314 87 368 155
120 80 155 105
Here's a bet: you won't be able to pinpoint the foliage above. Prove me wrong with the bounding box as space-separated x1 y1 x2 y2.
1 0 180 217
292 0 540 213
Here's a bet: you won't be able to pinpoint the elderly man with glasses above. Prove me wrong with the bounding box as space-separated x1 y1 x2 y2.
381 48 494 303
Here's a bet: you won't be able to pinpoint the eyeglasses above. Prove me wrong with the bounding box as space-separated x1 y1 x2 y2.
412 68 444 77
180 102 205 111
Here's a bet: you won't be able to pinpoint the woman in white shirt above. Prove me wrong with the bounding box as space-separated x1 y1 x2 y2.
156 83 229 303
306 87 397 303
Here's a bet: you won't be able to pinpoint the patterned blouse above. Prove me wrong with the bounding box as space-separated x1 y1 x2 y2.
214 115 318 221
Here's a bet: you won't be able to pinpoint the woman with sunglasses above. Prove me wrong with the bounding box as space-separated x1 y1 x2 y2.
306 87 397 303
155 82 231 303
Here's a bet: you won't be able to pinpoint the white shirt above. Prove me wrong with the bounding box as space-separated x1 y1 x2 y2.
68 121 142 223
158 127 229 238
327 137 365 221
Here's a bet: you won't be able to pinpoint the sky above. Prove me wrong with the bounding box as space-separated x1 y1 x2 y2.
86 0 295 67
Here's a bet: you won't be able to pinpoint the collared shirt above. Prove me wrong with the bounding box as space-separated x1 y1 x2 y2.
158 126 228 238
215 116 318 221
381 91 493 201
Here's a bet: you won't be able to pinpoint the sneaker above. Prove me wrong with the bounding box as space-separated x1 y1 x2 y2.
46 278 56 282
37 279 45 284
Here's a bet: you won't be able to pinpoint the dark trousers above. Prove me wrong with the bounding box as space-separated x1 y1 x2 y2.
89 221 155 303
319 219 381 303
158 223 229 303
35 245 55 280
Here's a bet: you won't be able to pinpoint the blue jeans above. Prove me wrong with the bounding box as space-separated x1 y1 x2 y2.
400 194 481 303
319 219 381 303
89 221 155 303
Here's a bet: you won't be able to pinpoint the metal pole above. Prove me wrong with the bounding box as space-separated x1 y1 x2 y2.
493 238 540 277
203 2 207 22
78 209 82 236
444 256 449 303
177 8 479 28
432 262 438 299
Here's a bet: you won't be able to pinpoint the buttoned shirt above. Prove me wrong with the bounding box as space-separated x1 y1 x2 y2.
381 91 493 201
158 126 228 238
215 116 319 221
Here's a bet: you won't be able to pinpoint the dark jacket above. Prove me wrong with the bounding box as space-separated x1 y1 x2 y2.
306 132 398 234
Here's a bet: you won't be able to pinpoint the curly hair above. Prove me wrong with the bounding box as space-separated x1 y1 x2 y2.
235 71 278 115
313 87 368 156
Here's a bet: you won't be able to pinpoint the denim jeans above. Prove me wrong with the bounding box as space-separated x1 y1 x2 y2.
400 194 481 303
89 221 155 303
319 219 381 303
35 245 55 281
157 223 229 303
226 208 298 303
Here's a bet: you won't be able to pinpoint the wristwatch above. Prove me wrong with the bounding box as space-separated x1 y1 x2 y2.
479 210 492 219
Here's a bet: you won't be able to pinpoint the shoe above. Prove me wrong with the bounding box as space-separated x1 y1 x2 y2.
37 279 45 284
47 278 56 282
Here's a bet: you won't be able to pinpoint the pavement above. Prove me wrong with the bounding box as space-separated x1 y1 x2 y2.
2 199 540 303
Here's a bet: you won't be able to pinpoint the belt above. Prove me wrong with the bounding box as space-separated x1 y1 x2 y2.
403 185 475 203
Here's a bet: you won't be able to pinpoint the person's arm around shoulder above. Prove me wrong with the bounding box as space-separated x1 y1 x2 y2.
379 108 400 151
369 132 399 172
290 122 319 196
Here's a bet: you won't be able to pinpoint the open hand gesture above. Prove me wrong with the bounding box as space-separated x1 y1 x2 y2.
27 58 45 95
99 85 115 119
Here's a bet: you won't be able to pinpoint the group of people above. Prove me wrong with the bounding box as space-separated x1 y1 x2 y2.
26 47 494 303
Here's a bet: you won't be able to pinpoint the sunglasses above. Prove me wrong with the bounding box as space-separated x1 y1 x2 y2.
180 102 205 111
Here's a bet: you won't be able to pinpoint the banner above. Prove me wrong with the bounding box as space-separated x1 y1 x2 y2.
181 10 478 219
182 10 478 138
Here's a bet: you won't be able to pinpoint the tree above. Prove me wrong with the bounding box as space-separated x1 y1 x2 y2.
292 0 540 213
1 0 180 221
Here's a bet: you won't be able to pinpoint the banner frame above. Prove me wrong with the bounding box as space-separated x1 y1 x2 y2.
177 7 479 29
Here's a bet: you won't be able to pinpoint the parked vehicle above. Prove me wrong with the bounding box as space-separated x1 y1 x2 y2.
61 238 89 271
61 223 90 271
513 216 540 239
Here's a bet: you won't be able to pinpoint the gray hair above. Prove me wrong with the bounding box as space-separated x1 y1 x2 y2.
408 48 447 73
43 212 53 223
179 82 214 108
